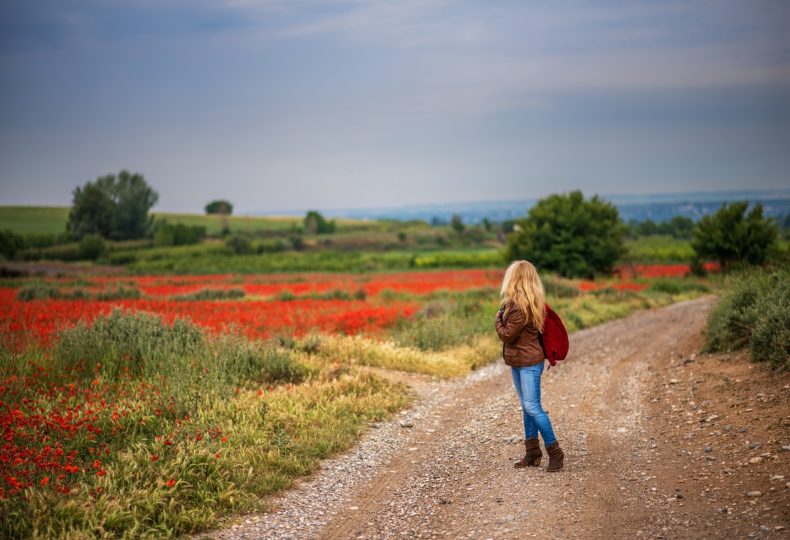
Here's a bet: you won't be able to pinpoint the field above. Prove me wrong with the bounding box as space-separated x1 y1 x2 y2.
0 206 302 236
0 263 715 538
0 206 728 537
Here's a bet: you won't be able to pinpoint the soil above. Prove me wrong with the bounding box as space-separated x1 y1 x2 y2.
200 297 790 539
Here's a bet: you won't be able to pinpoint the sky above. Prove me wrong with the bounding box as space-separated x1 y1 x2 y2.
1 0 789 214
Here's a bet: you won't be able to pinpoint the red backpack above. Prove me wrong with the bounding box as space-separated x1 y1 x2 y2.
539 303 569 367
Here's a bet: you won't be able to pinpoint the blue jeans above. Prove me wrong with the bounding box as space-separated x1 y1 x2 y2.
511 363 557 446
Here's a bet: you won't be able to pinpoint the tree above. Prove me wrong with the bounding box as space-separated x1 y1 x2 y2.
68 170 158 240
450 214 465 233
304 210 335 234
505 191 627 278
205 200 233 215
691 201 778 269
67 182 115 239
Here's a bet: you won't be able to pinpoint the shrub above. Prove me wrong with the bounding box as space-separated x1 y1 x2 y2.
78 234 106 260
0 229 23 260
226 235 253 255
703 269 789 369
692 201 779 269
153 223 206 247
506 191 627 278
304 210 335 234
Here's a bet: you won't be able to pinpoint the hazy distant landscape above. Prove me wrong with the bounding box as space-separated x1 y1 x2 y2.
263 189 790 225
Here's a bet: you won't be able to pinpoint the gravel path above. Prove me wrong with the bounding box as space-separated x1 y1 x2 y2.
198 297 790 539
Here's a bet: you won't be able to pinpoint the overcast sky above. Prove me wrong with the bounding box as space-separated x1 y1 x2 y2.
1 0 789 213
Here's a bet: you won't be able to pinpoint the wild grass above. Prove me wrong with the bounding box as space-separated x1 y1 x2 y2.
172 288 246 301
0 311 408 539
17 282 142 301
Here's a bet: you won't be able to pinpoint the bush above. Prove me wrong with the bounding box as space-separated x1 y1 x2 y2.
78 234 106 260
703 269 789 369
153 223 206 247
506 191 627 278
304 210 335 234
692 202 779 269
0 229 23 260
226 235 253 255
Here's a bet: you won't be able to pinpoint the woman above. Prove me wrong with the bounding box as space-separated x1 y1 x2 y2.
495 260 564 472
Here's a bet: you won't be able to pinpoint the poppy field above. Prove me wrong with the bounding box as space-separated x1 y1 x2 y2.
0 265 714 538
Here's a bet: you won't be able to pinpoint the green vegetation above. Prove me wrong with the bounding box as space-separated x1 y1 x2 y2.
120 244 503 274
304 210 336 234
0 206 71 235
1 312 406 538
703 268 789 369
506 191 626 278
627 216 695 239
205 200 233 215
152 222 206 247
16 282 142 301
68 171 159 240
692 201 779 269
624 235 695 263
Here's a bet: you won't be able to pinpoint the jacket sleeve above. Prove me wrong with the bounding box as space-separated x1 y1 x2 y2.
495 307 527 344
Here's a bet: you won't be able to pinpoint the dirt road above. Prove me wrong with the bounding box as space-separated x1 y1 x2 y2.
202 297 789 539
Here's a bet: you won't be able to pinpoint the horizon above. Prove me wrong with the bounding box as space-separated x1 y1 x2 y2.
2 187 789 217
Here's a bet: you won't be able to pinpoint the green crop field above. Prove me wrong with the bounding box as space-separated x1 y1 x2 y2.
0 206 71 235
0 206 381 236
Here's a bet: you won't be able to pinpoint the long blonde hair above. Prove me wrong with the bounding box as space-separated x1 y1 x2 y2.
500 260 546 331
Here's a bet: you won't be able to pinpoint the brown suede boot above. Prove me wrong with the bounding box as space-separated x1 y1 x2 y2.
545 441 564 472
514 438 542 468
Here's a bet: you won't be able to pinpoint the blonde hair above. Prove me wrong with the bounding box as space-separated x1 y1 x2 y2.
500 260 546 331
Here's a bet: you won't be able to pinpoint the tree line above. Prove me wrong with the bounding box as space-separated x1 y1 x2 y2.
1 170 785 276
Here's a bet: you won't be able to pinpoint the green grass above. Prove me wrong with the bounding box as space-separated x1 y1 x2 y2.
123 245 504 274
0 206 381 237
0 206 71 235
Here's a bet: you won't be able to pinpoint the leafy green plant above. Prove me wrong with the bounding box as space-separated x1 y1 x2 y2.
703 269 788 368
692 202 779 269
506 191 627 278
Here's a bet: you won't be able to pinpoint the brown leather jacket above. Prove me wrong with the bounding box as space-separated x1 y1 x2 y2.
495 304 545 367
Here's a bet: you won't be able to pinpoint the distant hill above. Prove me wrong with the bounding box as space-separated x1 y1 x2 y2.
262 189 790 225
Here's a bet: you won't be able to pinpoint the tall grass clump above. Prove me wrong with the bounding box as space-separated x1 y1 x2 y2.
390 290 497 351
173 287 245 300
703 268 789 369
54 309 308 387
